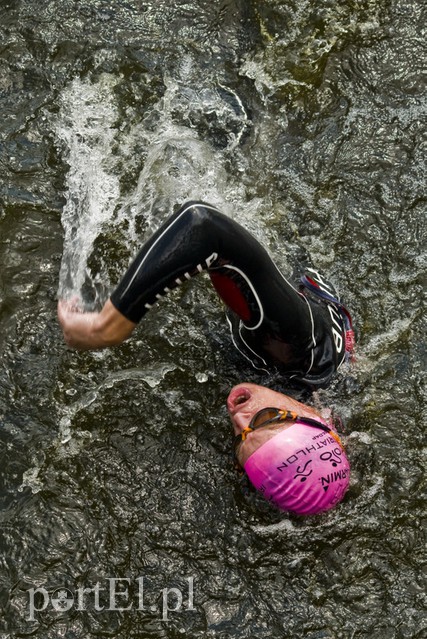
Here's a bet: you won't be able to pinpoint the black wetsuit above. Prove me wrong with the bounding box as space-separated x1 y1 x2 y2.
111 201 352 388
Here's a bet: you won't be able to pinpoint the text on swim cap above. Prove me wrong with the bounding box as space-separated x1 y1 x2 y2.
276 439 343 471
320 468 350 489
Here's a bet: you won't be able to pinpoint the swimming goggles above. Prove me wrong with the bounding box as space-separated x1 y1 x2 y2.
233 407 344 453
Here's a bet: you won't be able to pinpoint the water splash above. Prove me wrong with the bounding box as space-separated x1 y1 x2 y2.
57 363 178 448
55 66 256 309
116 69 251 235
56 74 121 302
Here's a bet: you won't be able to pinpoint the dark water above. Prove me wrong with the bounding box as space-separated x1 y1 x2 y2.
0 1 425 637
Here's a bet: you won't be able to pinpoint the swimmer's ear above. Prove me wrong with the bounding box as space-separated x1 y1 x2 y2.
234 458 244 476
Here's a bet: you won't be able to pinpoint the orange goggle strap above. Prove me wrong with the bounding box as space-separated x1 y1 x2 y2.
236 409 345 449
240 409 299 441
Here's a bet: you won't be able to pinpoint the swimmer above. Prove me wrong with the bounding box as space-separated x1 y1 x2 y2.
228 383 350 515
58 201 354 515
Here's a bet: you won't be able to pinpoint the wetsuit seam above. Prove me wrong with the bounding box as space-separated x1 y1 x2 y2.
210 263 264 330
225 314 269 373
254 251 317 374
301 295 316 375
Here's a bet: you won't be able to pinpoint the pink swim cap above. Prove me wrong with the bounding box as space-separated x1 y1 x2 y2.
244 420 350 515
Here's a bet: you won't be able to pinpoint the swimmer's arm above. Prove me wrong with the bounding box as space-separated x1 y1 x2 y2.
57 299 137 350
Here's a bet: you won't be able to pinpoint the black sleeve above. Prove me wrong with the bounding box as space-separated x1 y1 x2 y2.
110 201 311 337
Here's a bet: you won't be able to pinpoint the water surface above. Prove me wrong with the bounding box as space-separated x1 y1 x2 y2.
0 0 425 637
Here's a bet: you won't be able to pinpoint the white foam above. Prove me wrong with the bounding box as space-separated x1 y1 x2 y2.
56 74 121 299
55 68 274 307
19 466 44 494
55 363 178 452
362 317 413 359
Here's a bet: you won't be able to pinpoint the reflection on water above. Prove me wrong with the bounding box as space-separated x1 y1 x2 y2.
0 0 425 637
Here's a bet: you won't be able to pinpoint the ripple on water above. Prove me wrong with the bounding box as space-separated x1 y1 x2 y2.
0 0 426 637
